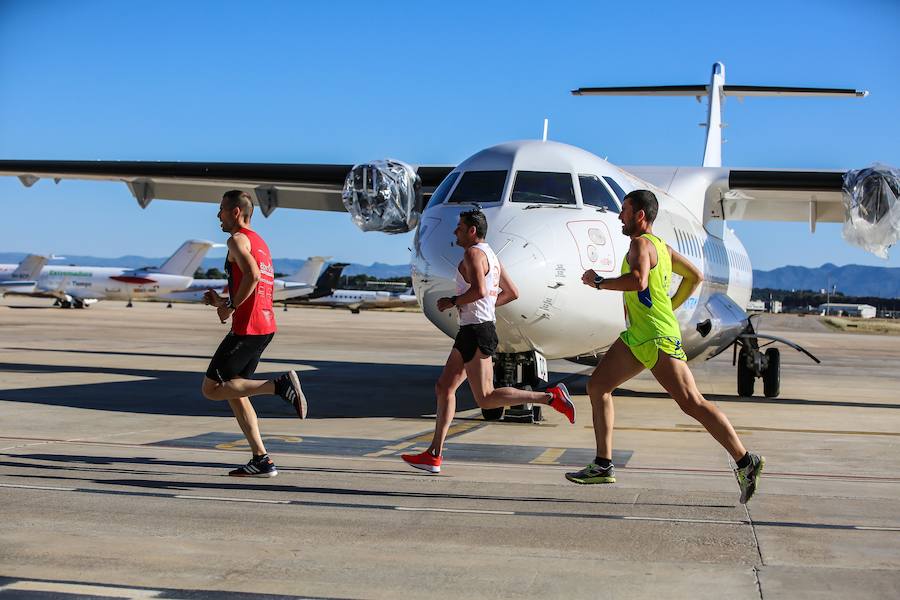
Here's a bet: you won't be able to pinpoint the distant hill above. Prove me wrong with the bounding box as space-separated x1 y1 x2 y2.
753 264 900 299
0 252 410 280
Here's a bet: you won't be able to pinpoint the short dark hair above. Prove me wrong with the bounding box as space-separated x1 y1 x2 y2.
623 189 658 223
222 190 254 219
459 208 488 238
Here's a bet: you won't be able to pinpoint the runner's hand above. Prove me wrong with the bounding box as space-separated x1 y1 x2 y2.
217 305 233 323
437 297 454 311
581 269 598 287
203 289 222 306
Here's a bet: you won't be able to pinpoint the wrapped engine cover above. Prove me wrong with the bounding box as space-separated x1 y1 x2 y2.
342 160 422 234
842 164 900 258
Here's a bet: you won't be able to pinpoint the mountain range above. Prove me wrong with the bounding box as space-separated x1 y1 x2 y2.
1 252 898 297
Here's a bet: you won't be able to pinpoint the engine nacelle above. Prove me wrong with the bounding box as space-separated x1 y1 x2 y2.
843 164 900 258
342 159 422 234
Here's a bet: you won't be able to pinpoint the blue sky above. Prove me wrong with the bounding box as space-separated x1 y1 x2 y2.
1 0 898 269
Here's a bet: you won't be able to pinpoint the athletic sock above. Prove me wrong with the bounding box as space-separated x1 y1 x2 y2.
253 453 269 461
593 457 613 470
736 452 752 469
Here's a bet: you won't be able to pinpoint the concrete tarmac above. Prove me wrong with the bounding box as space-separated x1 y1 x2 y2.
0 298 898 599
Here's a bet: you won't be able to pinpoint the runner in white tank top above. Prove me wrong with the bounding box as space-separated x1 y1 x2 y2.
401 208 576 475
455 242 500 325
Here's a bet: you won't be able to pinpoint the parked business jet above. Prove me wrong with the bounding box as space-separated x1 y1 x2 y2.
163 256 330 303
304 287 418 314
0 240 216 308
0 254 49 295
2 64 897 414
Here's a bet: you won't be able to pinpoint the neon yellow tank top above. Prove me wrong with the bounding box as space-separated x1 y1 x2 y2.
620 233 682 346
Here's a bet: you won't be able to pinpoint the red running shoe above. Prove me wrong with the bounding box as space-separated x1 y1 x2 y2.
547 383 576 424
401 450 442 474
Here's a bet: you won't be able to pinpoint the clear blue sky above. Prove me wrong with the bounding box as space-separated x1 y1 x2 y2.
1 0 898 269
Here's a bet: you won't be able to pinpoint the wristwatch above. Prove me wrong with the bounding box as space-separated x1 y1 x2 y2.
593 274 605 289
449 296 458 306
225 298 236 310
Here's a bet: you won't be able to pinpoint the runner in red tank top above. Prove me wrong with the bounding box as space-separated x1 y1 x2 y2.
201 190 308 478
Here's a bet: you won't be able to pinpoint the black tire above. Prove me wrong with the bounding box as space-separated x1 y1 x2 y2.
763 348 781 398
481 407 504 421
737 351 755 397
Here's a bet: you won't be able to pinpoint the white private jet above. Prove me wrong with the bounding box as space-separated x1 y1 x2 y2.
0 240 216 308
2 64 898 418
304 287 418 314
162 256 331 303
0 254 50 295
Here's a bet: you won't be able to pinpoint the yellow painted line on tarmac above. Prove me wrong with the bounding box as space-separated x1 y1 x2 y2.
364 449 399 458
407 421 481 444
215 435 302 450
530 448 566 465
677 424 900 437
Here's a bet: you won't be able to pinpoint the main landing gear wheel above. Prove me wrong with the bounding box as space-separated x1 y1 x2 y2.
762 348 780 398
737 350 755 398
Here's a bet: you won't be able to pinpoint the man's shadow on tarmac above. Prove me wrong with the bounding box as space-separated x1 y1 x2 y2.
0 349 460 418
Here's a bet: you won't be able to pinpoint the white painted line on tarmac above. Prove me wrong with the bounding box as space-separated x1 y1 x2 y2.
0 482 77 492
853 525 900 532
395 506 515 515
0 581 162 597
174 494 290 504
623 515 745 526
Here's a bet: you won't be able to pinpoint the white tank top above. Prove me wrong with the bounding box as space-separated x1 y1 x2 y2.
455 242 501 325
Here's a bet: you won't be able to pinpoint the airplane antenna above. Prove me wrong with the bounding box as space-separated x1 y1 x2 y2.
542 118 549 142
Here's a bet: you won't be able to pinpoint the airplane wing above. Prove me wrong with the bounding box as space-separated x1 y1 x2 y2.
0 160 454 219
716 169 847 223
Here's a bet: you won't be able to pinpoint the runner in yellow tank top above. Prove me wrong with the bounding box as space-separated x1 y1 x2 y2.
567 190 765 505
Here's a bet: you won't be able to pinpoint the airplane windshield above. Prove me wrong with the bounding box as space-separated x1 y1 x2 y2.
447 170 507 204
510 171 576 205
579 175 620 213
425 172 460 209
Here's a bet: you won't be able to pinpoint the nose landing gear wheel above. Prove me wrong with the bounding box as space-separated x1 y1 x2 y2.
762 348 780 398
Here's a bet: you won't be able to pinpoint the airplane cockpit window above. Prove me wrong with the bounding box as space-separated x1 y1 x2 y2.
602 176 627 202
447 170 508 204
579 175 620 212
510 171 576 204
425 172 460 209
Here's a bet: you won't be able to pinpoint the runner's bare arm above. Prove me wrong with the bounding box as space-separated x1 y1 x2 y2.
228 233 261 309
437 246 488 311
584 237 652 292
496 262 519 307
669 245 703 310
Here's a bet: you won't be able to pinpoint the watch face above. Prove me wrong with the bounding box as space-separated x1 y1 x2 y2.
594 275 603 284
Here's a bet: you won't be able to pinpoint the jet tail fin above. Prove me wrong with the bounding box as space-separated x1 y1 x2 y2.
286 256 329 284
308 263 348 299
158 240 217 276
571 62 868 168
11 254 49 280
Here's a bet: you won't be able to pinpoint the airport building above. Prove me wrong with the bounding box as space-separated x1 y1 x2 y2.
819 302 877 318
747 299 782 313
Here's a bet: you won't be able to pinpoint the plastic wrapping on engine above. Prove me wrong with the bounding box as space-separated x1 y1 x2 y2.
341 160 422 234
842 164 900 259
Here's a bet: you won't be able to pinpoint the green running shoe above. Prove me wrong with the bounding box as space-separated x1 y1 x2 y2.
565 462 616 484
736 453 765 504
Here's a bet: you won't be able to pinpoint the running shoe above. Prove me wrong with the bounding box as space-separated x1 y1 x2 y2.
229 455 278 478
401 450 442 474
274 371 307 419
565 462 616 484
547 382 576 424
736 453 765 504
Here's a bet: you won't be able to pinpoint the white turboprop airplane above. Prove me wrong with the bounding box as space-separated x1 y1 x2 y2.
162 256 330 303
2 64 898 418
0 254 50 295
0 240 216 308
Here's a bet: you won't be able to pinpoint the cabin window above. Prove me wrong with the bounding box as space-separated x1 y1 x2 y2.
510 171 576 205
425 172 460 209
579 175 620 212
447 170 507 204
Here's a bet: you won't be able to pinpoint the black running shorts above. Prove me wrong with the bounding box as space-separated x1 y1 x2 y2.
452 322 498 363
206 332 275 383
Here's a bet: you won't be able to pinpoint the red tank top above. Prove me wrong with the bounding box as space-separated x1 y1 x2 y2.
225 228 277 336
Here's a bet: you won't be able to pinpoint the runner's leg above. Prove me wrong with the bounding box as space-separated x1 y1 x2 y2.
464 350 551 409
588 338 645 460
650 352 746 461
428 349 467 456
227 396 266 456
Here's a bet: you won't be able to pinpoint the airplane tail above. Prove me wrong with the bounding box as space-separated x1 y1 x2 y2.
11 254 49 280
286 256 329 284
158 240 218 277
307 262 348 299
571 62 867 168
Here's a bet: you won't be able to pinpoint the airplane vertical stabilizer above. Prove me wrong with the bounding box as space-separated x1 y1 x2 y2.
286 256 329 284
701 63 725 168
11 254 49 280
158 240 217 277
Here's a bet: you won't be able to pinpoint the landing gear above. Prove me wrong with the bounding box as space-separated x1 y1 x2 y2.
126 300 133 308
733 323 817 398
489 351 548 423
